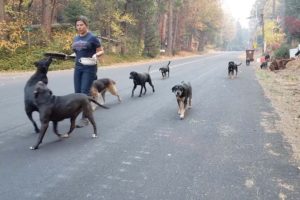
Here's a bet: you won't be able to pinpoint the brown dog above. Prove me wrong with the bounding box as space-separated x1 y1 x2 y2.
90 78 121 110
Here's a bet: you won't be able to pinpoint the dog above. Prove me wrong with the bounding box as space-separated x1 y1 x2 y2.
30 81 108 150
260 62 268 69
129 66 155 97
24 57 52 133
159 61 171 78
171 82 192 119
90 78 121 110
228 61 242 79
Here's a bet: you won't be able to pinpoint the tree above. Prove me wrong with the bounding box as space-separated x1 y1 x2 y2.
0 0 5 21
166 0 173 55
41 0 58 39
64 0 87 23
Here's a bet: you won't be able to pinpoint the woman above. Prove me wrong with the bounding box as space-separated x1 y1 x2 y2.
72 16 104 127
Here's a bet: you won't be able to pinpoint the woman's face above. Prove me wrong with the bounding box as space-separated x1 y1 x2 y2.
76 20 88 35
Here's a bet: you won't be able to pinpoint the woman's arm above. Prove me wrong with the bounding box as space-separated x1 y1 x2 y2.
95 46 104 57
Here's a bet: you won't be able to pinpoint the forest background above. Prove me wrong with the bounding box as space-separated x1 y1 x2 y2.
0 0 299 71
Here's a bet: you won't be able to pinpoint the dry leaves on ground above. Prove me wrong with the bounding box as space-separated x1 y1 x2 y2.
256 60 300 164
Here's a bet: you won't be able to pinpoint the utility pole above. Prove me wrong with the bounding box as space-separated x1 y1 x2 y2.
261 13 265 54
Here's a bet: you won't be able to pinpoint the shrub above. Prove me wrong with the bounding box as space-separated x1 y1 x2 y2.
273 43 290 59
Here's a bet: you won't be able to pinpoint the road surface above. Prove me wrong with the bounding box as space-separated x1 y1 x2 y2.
0 52 299 199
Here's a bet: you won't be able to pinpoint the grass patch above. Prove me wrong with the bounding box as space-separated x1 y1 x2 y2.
256 69 271 80
0 49 156 72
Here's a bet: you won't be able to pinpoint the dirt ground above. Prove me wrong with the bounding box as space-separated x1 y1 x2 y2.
255 59 300 166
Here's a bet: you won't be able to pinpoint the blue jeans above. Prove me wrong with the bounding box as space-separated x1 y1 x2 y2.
74 65 97 95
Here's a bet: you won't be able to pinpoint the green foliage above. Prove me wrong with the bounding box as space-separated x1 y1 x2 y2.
0 47 74 71
0 12 29 52
273 43 290 59
143 17 160 58
126 38 144 56
64 0 88 23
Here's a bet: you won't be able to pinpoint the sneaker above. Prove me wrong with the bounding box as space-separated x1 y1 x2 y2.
76 118 89 128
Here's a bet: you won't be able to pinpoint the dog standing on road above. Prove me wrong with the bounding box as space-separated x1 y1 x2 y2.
30 81 108 150
159 61 171 79
129 66 155 97
171 82 192 119
24 57 52 133
228 61 242 79
90 78 121 110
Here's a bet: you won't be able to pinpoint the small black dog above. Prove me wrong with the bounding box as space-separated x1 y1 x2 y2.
228 61 242 79
24 57 52 133
171 82 192 120
159 61 171 79
129 66 155 97
30 81 108 150
260 62 268 69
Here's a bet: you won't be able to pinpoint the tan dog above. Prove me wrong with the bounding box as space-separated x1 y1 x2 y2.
90 78 121 110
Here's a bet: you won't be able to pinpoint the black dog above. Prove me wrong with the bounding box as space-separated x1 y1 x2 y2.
24 57 52 133
260 62 268 69
30 81 108 150
129 66 155 97
159 61 171 78
171 82 192 120
228 61 242 79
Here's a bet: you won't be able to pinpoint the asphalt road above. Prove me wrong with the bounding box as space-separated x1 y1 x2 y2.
0 52 299 200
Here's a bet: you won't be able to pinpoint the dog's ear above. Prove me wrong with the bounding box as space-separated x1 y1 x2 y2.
171 86 176 93
49 89 53 96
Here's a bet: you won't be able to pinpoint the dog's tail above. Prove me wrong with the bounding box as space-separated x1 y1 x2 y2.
167 61 171 68
110 80 116 85
167 60 171 71
237 62 242 66
88 97 109 109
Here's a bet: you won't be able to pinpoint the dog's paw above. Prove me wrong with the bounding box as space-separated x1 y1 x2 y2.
61 134 69 138
92 134 97 138
30 146 38 150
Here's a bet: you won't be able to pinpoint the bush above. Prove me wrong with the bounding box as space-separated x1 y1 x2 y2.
0 47 74 71
273 43 290 59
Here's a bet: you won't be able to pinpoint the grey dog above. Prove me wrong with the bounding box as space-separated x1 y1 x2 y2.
30 81 108 150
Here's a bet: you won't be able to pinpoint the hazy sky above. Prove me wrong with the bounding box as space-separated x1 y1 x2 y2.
222 0 256 28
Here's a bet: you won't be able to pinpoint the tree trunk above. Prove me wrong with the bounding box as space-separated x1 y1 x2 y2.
0 0 5 21
41 0 52 39
173 10 179 52
120 0 129 55
167 0 173 56
159 13 167 49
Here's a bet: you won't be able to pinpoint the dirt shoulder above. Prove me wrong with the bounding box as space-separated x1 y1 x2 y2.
255 60 300 165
